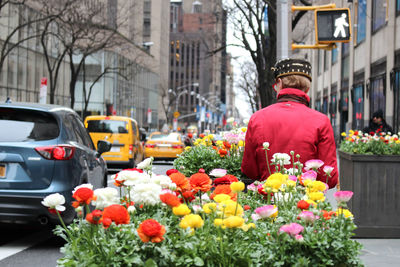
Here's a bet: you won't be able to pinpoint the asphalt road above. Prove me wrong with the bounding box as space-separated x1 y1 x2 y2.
0 161 174 267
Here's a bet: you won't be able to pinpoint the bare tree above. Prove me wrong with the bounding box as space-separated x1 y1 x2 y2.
236 60 260 113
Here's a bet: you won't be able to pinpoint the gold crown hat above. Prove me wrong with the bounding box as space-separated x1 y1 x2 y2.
272 58 312 81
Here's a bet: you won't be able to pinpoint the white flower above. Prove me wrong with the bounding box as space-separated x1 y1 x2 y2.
72 183 93 194
209 168 227 178
323 166 334 176
41 193 66 212
227 117 235 124
127 205 136 215
117 170 151 186
201 193 210 202
271 153 291 165
137 157 153 169
243 118 249 125
151 174 174 188
192 205 202 213
263 142 270 150
274 192 290 202
92 187 119 209
131 183 162 206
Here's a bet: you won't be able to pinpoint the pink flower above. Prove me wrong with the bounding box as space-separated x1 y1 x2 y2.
209 168 227 178
295 234 304 242
288 175 297 182
254 205 277 219
323 166 334 176
301 170 317 181
305 159 324 171
247 182 257 191
298 211 318 223
333 191 354 203
279 223 304 236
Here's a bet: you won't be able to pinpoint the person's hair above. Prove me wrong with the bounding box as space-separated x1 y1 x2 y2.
280 75 311 92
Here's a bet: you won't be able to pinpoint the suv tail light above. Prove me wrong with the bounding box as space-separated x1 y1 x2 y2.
172 144 184 149
129 144 133 154
145 143 156 148
35 145 75 160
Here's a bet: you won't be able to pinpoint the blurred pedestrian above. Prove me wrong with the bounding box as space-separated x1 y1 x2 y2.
241 58 338 189
362 109 393 135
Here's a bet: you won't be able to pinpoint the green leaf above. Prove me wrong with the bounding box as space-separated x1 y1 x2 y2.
144 258 158 267
193 257 204 266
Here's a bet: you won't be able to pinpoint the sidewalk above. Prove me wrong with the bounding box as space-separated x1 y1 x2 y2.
326 189 400 266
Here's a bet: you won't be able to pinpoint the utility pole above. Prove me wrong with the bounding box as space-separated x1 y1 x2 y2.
277 0 291 60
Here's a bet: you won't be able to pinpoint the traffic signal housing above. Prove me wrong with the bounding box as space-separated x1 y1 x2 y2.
315 8 351 44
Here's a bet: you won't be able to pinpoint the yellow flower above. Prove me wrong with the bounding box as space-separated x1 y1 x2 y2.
223 216 244 228
214 218 223 227
179 214 204 229
184 146 191 151
203 203 217 214
306 181 327 193
208 134 214 140
230 181 245 192
213 194 231 203
286 180 296 188
193 140 200 146
241 223 256 231
241 127 247 132
172 204 191 216
238 140 244 147
220 199 243 217
341 132 347 137
336 208 354 218
305 199 317 207
264 173 288 191
308 192 326 202
396 140 400 144
216 140 223 147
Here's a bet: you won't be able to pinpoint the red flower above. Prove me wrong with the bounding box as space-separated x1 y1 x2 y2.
321 210 336 220
210 184 237 201
137 219 166 243
189 173 212 193
218 149 228 157
199 133 205 138
102 217 112 228
86 210 102 225
257 187 274 200
297 200 310 210
123 168 143 173
223 141 231 150
160 193 181 207
102 204 130 226
181 191 195 202
369 131 375 136
198 168 206 173
213 177 231 185
244 205 251 211
166 169 179 176
72 187 95 208
188 133 193 139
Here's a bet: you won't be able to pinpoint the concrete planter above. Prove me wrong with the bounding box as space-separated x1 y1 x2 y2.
338 150 400 238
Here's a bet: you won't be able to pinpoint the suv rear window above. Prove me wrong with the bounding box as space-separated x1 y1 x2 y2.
0 108 59 142
87 120 128 134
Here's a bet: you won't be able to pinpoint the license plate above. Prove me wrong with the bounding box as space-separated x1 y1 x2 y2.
157 144 171 147
0 164 5 178
110 146 120 152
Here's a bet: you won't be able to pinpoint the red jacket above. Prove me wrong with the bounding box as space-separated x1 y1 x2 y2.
241 88 338 188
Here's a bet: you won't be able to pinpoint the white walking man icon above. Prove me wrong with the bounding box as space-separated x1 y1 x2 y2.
333 13 349 38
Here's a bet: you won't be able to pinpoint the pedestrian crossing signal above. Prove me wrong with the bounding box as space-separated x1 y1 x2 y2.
315 8 351 44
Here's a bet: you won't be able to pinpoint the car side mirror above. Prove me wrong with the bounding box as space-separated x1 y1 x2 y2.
97 140 111 155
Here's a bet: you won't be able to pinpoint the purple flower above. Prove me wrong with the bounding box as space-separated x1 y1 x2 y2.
304 159 324 171
333 191 354 203
279 223 304 236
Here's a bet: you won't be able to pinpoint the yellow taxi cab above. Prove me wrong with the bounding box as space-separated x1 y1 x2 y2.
144 131 184 159
84 115 145 169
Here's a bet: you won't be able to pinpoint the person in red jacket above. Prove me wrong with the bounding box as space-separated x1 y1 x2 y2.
241 58 338 189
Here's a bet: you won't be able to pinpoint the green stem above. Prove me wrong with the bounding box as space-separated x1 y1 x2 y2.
265 149 272 176
55 210 72 240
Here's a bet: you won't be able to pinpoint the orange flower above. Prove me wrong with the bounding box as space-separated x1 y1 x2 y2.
218 149 228 157
321 210 336 220
223 141 231 150
181 191 195 202
137 219 166 243
189 173 212 193
102 204 130 226
169 172 190 191
86 210 102 225
160 193 181 207
210 184 237 201
72 187 95 208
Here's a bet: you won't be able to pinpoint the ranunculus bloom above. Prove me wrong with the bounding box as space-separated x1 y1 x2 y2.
213 194 231 203
92 187 119 209
179 214 204 229
160 192 181 207
219 199 243 217
323 165 334 176
301 170 318 181
244 205 251 211
223 141 231 150
297 200 310 210
223 216 245 228
304 159 324 171
203 203 217 214
218 149 228 157
72 187 95 208
189 173 212 193
298 210 318 223
166 168 179 176
279 223 304 236
308 192 326 202
333 191 354 203
336 208 354 218
210 185 236 201
181 191 196 202
136 157 153 169
86 209 102 225
321 210 336 220
137 219 166 243
172 204 191 216
102 204 130 225
41 193 66 212
169 172 190 192
230 181 245 192
209 168 227 178
254 205 278 220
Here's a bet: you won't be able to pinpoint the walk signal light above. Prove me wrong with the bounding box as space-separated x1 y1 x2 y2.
315 8 351 44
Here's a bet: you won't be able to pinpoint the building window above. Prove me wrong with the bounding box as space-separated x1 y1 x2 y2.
331 47 338 64
357 0 367 44
330 92 337 128
322 90 328 115
143 18 151 37
352 84 364 130
397 0 400 15
369 74 386 117
315 99 321 112
372 0 387 32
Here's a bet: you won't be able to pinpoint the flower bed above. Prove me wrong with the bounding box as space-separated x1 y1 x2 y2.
43 155 363 266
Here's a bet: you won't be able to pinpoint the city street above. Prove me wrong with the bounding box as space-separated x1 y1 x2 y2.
0 161 174 267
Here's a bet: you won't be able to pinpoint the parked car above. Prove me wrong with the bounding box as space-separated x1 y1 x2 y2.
84 115 145 169
144 132 184 160
0 102 111 225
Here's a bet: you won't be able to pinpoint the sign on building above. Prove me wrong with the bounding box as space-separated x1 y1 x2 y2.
315 8 351 44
